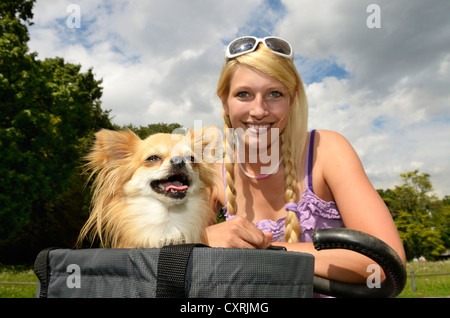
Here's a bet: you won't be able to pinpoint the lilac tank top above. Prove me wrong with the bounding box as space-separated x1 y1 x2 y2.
222 130 344 242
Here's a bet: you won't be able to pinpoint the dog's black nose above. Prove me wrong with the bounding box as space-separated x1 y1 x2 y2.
170 156 186 168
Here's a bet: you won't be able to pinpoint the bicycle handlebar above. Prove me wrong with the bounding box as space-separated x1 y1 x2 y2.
312 228 406 298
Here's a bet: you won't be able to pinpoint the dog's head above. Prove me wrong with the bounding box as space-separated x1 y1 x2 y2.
122 132 215 205
78 127 221 248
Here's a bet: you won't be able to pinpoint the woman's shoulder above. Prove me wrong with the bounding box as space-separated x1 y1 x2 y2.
313 129 355 157
314 129 349 143
312 129 362 187
313 129 367 187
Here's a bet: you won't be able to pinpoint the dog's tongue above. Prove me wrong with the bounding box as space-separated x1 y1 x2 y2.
162 181 188 191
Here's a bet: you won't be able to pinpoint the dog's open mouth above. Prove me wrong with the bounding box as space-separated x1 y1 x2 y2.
150 172 190 199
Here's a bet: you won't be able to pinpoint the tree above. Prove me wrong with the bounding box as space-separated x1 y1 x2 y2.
379 170 447 260
0 1 185 264
0 0 112 240
0 0 35 22
119 122 183 139
432 196 450 249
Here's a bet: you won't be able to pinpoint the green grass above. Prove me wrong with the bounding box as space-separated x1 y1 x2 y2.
0 260 449 298
397 259 450 298
0 265 38 298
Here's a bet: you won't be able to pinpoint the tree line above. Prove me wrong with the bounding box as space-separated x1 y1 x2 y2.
1 0 448 264
378 171 449 260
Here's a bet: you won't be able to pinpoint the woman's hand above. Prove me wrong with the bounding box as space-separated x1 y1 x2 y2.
206 216 273 249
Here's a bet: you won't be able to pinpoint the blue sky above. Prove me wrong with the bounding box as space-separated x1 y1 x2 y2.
28 0 450 197
296 56 349 84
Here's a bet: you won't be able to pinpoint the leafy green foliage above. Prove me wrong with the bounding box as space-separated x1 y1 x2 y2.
0 1 113 247
0 30 111 239
0 1 185 264
119 122 183 139
378 170 449 260
0 0 35 22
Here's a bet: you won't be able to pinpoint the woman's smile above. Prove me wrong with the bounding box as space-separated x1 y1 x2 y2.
245 122 273 135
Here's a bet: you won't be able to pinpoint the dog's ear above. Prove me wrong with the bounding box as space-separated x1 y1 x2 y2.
87 129 141 167
190 126 223 163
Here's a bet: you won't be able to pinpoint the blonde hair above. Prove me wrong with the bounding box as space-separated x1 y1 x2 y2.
217 44 309 243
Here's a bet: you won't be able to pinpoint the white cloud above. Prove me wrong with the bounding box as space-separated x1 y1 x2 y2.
27 0 450 196
29 0 264 128
277 0 450 196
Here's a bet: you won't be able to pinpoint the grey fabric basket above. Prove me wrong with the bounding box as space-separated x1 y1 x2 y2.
34 244 315 298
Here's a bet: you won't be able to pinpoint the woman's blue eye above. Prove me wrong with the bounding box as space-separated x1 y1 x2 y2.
236 91 249 98
269 91 283 98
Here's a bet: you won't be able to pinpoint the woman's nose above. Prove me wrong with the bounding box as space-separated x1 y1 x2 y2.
249 95 269 119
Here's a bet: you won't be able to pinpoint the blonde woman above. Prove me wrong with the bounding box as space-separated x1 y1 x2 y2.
206 36 405 284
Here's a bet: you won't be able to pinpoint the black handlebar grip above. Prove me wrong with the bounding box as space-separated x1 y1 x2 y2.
312 228 406 298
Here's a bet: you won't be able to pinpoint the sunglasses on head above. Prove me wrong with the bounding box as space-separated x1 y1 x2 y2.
226 36 294 60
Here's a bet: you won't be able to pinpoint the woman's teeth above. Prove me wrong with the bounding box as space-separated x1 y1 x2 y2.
247 124 271 130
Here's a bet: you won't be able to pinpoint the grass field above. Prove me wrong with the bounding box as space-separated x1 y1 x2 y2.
398 259 450 298
0 265 38 298
0 260 449 298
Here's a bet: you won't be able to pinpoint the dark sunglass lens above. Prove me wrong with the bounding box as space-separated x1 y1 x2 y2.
265 38 291 55
229 38 256 55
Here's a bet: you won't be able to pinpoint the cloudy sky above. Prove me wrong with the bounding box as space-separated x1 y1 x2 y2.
27 0 450 197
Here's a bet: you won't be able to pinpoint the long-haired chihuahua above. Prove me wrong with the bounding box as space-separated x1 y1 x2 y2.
77 128 220 248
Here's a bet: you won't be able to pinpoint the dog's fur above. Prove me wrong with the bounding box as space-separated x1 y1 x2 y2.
77 128 219 248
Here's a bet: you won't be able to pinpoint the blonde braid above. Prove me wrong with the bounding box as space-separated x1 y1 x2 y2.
223 111 237 215
282 131 301 243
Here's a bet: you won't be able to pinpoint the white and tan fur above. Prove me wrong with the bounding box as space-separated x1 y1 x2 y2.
77 128 219 248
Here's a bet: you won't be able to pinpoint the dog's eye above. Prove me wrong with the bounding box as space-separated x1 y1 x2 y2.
146 155 161 162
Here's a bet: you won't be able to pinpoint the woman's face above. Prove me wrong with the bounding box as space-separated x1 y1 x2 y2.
223 65 290 154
